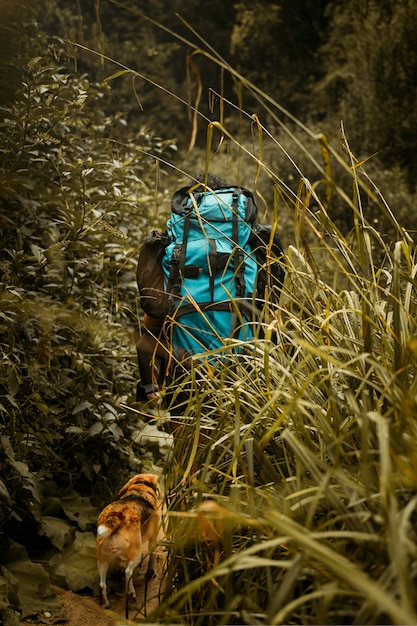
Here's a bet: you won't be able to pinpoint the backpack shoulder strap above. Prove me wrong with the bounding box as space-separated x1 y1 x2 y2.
249 223 285 302
166 211 192 310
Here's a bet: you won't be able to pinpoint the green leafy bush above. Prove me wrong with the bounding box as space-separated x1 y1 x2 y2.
0 22 174 548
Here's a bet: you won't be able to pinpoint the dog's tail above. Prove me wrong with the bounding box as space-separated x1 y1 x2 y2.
97 523 111 540
97 510 125 539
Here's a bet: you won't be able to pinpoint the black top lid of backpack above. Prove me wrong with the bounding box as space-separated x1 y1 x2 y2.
171 185 257 223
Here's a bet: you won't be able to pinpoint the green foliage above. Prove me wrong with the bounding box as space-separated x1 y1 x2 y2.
0 16 174 560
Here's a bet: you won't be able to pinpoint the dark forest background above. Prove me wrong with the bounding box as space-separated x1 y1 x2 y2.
40 0 417 180
20 0 417 235
3 0 417 222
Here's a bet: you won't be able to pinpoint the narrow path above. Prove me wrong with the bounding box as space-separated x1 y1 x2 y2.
20 554 166 626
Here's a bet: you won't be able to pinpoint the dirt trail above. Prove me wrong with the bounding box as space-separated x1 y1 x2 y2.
20 555 166 626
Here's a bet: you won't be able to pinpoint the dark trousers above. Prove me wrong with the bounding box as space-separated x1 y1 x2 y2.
134 326 169 399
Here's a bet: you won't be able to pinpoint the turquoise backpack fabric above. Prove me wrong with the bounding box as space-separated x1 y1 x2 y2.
161 186 259 358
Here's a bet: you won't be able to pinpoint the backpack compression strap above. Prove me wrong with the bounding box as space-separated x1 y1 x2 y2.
232 191 245 298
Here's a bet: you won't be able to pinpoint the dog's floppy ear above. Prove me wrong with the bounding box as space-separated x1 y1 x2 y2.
147 477 160 497
135 473 160 496
118 473 161 498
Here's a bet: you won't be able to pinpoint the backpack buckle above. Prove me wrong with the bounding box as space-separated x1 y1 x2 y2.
171 244 181 265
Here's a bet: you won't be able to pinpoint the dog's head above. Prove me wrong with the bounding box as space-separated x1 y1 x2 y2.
118 473 161 502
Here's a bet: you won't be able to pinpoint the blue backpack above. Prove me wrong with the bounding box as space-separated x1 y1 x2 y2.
136 185 285 361
163 185 263 359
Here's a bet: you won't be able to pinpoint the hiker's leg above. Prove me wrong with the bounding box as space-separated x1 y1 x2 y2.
135 326 169 399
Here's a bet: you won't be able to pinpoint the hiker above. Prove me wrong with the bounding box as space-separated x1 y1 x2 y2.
135 172 285 402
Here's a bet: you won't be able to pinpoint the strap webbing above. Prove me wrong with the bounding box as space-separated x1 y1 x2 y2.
166 212 192 310
232 192 245 298
209 238 217 301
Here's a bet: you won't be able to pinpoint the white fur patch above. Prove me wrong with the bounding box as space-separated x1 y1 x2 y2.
97 524 110 538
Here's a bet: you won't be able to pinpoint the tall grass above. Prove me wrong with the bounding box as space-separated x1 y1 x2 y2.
142 128 417 625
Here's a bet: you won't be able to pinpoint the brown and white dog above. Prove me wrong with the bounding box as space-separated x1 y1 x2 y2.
96 473 164 611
